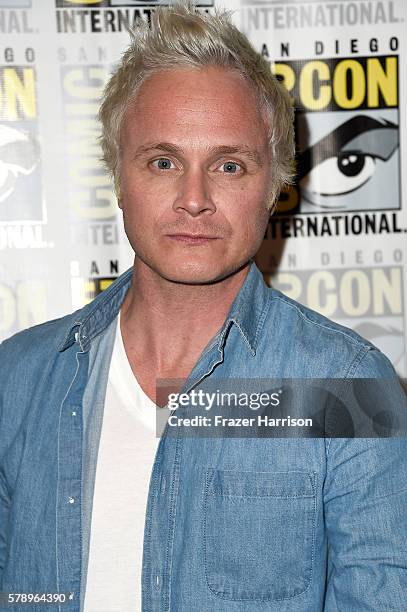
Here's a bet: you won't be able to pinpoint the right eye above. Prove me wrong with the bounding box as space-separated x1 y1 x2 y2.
151 158 175 170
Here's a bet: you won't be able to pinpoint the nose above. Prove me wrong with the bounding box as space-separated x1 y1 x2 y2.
172 168 216 217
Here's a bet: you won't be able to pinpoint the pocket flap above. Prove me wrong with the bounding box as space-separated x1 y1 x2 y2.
207 469 316 498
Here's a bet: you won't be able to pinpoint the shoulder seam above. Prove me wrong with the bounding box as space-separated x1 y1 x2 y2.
345 344 374 379
271 293 370 349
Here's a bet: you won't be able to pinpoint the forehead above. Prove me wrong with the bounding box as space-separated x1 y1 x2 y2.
121 67 269 149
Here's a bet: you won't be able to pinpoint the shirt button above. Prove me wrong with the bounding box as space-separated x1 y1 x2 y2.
71 411 77 416
68 496 75 504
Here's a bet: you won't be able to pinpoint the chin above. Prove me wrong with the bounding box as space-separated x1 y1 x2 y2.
160 267 223 285
154 259 231 285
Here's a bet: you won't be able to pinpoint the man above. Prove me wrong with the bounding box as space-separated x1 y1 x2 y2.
0 4 406 611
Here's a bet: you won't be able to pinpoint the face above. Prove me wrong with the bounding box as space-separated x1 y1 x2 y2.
119 66 272 284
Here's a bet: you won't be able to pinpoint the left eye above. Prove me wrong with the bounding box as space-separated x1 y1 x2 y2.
152 158 174 170
220 162 241 174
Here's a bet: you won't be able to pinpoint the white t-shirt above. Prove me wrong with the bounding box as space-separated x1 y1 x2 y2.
84 314 160 612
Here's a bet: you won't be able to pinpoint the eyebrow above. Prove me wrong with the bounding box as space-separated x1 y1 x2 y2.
133 142 264 166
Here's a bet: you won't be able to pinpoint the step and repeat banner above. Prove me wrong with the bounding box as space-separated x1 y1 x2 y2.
0 0 406 375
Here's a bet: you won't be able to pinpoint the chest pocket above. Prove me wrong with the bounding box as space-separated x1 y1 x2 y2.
203 469 316 602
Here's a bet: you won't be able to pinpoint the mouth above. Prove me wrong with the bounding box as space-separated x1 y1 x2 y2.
165 234 220 244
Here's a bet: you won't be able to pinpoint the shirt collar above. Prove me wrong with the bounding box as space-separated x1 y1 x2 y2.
58 268 133 352
59 261 269 356
219 260 270 356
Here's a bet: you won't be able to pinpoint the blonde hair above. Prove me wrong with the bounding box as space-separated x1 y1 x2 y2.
99 2 295 209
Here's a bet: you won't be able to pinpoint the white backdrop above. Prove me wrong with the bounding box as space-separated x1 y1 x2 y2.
1 0 406 376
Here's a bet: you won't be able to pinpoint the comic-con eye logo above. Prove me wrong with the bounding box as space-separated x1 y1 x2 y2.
0 125 39 205
0 66 43 224
297 114 399 211
274 55 400 215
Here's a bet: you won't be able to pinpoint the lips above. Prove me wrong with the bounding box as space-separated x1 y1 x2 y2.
166 233 219 243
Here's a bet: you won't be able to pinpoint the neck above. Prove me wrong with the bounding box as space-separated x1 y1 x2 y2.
120 257 251 373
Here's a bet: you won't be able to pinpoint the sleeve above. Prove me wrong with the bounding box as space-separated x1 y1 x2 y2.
0 468 10 582
0 345 10 583
323 348 407 611
0 335 28 585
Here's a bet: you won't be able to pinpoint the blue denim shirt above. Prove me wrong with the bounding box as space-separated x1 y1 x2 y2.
0 261 406 612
